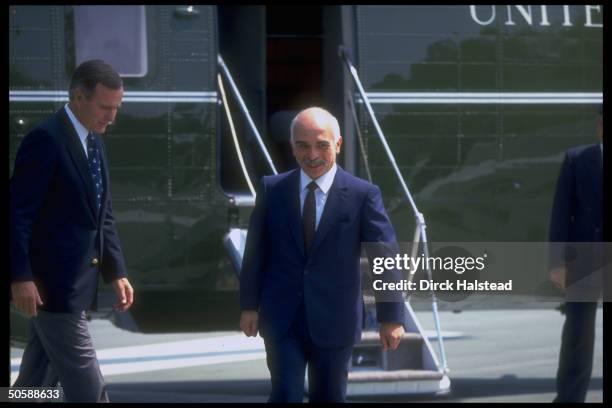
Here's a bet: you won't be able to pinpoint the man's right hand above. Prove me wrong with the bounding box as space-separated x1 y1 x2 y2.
550 266 566 291
240 310 259 337
11 281 43 317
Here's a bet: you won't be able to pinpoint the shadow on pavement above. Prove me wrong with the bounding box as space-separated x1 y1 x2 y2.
107 376 603 402
352 376 603 402
107 379 271 402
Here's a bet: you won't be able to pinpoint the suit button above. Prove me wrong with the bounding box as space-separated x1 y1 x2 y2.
297 292 302 297
304 269 309 275
91 258 99 266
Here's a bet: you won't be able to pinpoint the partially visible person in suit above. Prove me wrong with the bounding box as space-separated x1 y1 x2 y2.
549 105 603 403
239 107 406 403
10 59 134 402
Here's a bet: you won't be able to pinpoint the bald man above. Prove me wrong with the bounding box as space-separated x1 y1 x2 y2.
239 107 406 402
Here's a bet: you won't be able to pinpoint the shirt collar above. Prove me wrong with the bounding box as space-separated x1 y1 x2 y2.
300 163 337 195
64 103 90 143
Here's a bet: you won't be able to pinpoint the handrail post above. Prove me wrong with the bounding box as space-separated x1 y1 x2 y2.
340 46 448 373
417 214 449 373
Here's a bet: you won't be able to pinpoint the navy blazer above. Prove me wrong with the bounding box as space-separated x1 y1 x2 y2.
549 143 603 284
240 166 405 348
10 108 128 312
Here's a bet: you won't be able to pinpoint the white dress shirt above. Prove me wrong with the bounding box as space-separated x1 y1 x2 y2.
64 103 90 158
299 163 338 230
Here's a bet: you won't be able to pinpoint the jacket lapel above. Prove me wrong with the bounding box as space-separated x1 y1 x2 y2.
58 109 98 222
307 167 348 259
286 169 306 258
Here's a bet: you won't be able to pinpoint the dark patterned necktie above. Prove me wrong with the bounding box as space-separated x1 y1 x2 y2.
87 133 104 212
303 181 318 254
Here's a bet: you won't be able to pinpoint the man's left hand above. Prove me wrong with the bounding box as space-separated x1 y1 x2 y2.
379 322 405 351
112 278 134 312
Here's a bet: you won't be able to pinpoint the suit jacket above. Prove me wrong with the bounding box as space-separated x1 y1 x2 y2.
10 108 128 312
549 143 603 286
240 166 405 348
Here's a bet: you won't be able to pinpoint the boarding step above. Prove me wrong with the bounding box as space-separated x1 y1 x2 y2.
347 368 448 396
352 331 424 371
345 300 452 396
349 369 444 382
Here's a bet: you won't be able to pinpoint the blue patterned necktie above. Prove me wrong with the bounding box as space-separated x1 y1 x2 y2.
303 181 318 254
87 133 104 211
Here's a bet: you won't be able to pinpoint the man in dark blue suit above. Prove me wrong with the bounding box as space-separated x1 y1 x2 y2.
239 107 406 402
10 60 134 402
549 105 603 403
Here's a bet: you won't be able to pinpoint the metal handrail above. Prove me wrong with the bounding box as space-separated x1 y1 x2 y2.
217 55 278 175
339 46 448 373
346 89 373 183
217 73 256 197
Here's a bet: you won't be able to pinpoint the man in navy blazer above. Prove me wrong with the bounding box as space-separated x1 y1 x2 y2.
549 105 603 402
239 107 406 402
10 60 134 401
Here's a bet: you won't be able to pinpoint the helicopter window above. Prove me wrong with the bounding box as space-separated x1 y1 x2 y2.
73 6 148 78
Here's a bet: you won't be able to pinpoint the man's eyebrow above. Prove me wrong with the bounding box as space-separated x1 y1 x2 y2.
100 102 121 108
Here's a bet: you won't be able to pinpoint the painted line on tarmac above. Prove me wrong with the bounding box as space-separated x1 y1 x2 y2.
11 334 266 380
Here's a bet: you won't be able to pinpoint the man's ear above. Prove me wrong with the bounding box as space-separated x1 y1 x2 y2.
290 139 298 159
72 88 85 108
336 136 343 153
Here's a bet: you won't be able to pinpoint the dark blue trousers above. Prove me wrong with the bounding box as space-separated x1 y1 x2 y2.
263 301 354 403
554 302 598 403
13 311 108 402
